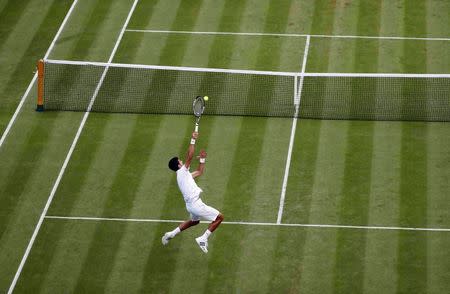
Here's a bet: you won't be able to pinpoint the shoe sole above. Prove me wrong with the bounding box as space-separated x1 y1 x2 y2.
195 237 208 253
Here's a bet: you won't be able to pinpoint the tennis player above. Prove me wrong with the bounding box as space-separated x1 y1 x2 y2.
163 131 224 253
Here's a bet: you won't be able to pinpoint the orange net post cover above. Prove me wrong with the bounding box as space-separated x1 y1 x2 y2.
37 59 44 111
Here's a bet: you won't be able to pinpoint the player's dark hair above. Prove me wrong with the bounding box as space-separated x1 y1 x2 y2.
168 157 180 171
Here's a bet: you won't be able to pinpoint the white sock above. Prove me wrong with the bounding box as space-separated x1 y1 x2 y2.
170 227 181 237
201 229 212 240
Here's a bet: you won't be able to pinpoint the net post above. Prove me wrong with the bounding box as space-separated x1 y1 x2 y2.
36 59 45 112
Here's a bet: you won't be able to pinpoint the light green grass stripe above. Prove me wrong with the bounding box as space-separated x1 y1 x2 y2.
425 0 450 74
298 121 348 294
426 123 450 294
427 0 450 37
397 2 429 293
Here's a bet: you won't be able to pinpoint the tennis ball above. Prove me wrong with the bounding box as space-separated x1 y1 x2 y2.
204 96 209 101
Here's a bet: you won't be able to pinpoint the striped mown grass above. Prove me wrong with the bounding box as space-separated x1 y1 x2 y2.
0 0 449 293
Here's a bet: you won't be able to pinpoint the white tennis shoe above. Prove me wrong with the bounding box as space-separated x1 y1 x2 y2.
161 232 173 245
195 237 208 253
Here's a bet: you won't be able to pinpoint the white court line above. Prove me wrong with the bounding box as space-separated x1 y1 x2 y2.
125 29 450 41
7 1 140 293
277 35 311 224
44 215 450 232
0 0 80 149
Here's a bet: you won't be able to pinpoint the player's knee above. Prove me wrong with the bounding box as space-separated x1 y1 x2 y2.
192 220 200 225
217 213 224 222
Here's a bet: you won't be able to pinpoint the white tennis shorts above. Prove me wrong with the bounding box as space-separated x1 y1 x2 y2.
186 198 220 222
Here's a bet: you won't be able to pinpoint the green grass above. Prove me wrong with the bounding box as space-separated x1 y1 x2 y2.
0 0 449 293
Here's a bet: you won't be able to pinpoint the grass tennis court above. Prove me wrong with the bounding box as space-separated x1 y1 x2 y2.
0 0 449 293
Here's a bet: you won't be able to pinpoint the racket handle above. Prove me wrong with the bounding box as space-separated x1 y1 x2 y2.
194 123 199 132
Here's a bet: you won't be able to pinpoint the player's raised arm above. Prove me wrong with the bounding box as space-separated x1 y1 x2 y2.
192 149 207 178
184 132 198 168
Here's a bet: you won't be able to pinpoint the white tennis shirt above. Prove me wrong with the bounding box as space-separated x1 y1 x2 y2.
177 165 202 203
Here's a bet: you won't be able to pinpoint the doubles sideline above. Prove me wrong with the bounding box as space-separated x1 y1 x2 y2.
45 215 450 232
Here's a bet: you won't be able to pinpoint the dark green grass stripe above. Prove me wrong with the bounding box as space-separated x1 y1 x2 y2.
280 119 321 224
333 122 374 294
306 0 337 72
0 0 32 46
309 0 337 35
398 123 428 294
301 0 337 117
267 227 308 293
13 217 69 293
139 122 193 292
333 2 380 292
204 1 291 290
71 118 162 293
397 2 428 293
127 0 159 28
170 0 204 31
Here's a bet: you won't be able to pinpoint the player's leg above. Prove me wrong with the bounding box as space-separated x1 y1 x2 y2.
162 218 200 245
194 202 223 253
208 213 224 232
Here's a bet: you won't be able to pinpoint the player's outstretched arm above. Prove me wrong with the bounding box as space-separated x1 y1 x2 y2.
184 132 198 168
192 149 206 178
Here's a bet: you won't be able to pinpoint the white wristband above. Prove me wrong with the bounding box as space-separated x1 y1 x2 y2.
190 138 196 145
199 158 206 163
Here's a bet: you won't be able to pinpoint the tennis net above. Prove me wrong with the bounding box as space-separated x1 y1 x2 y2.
37 59 450 122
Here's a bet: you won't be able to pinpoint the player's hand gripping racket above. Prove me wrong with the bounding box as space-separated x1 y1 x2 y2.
193 96 206 132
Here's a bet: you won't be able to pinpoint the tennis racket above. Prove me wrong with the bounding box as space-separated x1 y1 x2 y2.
192 96 206 132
